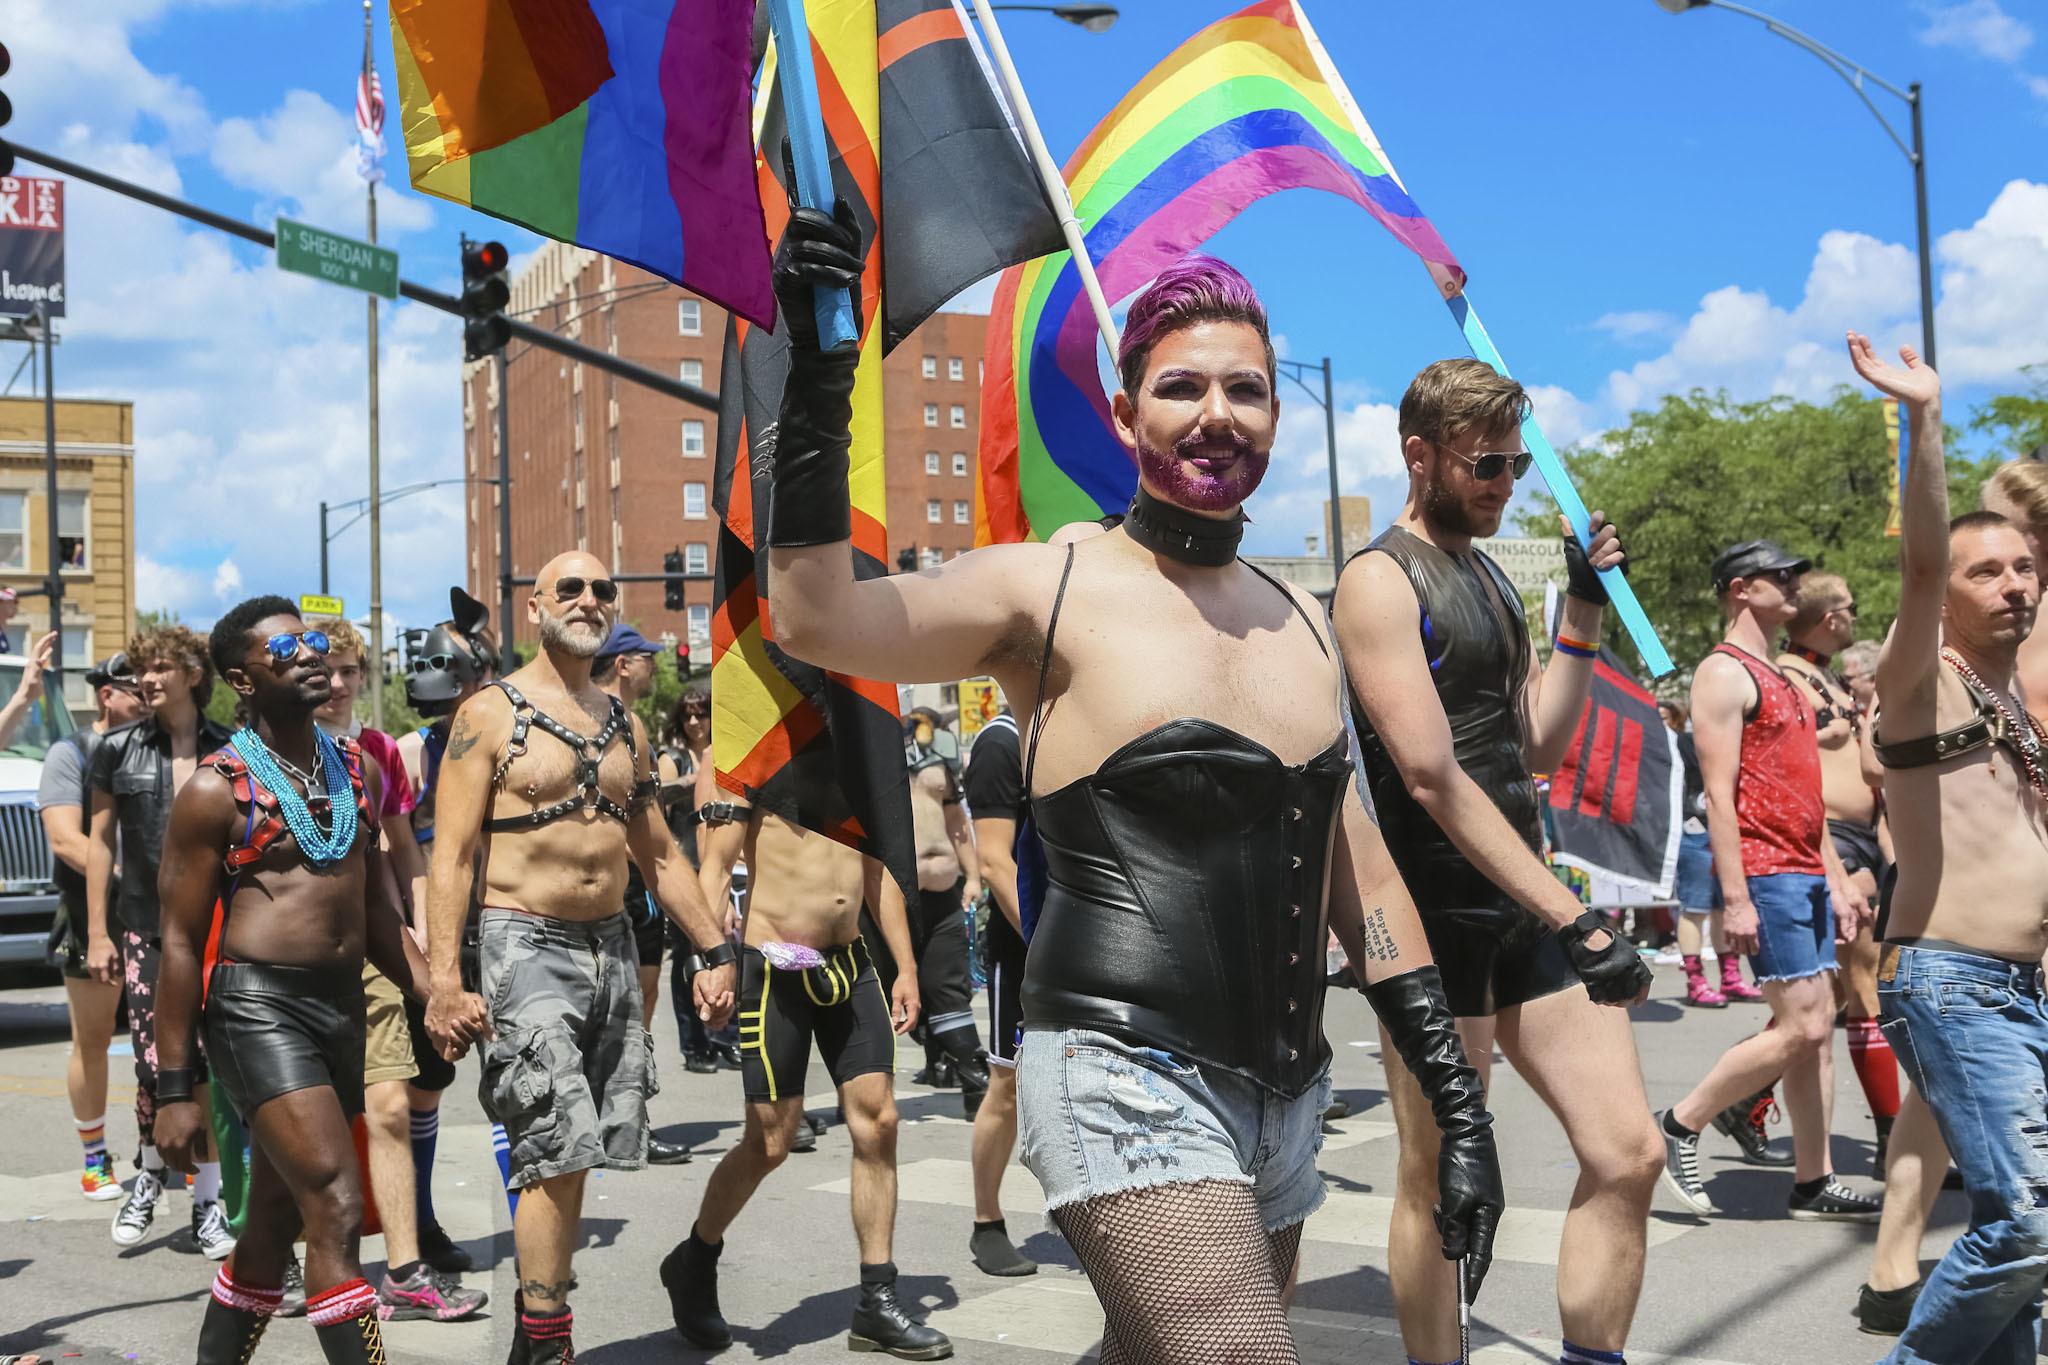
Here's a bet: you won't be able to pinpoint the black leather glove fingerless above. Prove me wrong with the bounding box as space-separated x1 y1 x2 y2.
1556 908 1653 1003
1562 527 1611 605
1363 964 1504 1300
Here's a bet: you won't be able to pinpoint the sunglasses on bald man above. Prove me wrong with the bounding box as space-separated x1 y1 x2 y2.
549 576 620 605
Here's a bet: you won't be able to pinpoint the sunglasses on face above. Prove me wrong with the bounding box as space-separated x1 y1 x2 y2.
261 630 330 663
1835 600 1858 616
1440 442 1533 482
550 576 619 605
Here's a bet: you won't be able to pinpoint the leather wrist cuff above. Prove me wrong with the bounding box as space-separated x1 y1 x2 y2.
156 1067 199 1103
698 941 739 971
767 345 859 549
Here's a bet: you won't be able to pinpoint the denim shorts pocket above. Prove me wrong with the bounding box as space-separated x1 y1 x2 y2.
482 1027 557 1124
1939 981 2014 1014
1064 1030 1199 1080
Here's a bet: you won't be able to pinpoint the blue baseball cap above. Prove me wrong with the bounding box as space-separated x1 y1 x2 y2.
596 622 660 660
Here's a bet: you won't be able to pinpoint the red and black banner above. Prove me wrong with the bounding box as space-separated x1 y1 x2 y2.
1547 646 1683 898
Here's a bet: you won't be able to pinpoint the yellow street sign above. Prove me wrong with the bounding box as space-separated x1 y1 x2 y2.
299 594 344 617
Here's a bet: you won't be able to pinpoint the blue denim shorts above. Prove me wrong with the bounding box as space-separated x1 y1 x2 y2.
1016 1027 1332 1233
1747 872 1836 983
1675 828 1720 912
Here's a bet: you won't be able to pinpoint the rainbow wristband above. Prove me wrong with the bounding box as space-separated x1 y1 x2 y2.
1553 635 1599 659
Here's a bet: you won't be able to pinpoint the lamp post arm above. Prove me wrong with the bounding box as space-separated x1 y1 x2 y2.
1699 0 1917 161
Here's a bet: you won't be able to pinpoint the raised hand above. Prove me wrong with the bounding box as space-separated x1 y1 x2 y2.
1848 332 1940 409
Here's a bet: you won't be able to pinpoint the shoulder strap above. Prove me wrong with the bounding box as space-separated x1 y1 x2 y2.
1021 545 1077 799
1242 560 1330 659
1874 664 2005 770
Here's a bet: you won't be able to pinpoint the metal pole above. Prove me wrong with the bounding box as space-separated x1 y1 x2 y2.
320 501 329 596
496 350 515 674
1321 356 1343 583
39 309 60 675
363 0 385 727
1909 83 1936 373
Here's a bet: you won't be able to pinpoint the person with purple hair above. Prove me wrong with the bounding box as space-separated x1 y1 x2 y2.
758 193 1502 1360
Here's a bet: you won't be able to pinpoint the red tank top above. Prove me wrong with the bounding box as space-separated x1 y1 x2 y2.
1712 644 1825 876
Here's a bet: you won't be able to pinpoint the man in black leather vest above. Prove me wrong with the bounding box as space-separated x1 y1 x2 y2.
1335 357 1659 1365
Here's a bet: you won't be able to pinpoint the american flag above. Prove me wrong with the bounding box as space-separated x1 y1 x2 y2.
356 67 386 184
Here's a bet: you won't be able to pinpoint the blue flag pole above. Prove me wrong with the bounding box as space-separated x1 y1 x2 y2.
764 0 859 351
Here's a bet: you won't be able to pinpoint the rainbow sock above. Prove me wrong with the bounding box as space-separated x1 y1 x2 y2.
76 1115 107 1166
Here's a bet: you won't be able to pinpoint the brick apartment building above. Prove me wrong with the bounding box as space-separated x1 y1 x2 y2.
462 241 988 655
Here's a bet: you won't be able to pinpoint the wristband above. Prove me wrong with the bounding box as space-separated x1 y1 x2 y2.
698 941 739 971
156 1067 198 1103
1553 635 1599 659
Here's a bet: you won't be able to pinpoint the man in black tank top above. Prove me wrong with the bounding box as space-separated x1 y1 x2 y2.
759 203 1503 1360
1335 358 1660 1365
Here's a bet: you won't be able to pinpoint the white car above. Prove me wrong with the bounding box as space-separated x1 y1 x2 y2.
0 655 74 970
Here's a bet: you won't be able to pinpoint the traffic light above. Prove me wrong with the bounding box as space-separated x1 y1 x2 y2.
664 546 686 610
0 44 15 178
676 639 693 675
460 237 510 361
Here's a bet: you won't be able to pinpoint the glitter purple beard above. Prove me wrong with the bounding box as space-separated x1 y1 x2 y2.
1137 426 1269 514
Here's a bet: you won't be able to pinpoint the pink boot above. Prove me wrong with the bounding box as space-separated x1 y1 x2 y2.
1683 955 1727 1007
1719 952 1764 1002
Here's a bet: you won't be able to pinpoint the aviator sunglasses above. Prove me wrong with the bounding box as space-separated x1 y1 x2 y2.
262 630 330 663
550 575 620 605
1439 441 1534 482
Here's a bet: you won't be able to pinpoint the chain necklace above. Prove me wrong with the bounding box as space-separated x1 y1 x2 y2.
1941 648 2048 802
228 726 360 865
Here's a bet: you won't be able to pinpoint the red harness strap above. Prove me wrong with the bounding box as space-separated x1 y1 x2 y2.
205 736 377 873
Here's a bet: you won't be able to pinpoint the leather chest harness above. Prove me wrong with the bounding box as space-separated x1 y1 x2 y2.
484 680 658 832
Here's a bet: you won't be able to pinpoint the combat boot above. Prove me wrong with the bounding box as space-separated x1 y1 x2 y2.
849 1262 951 1359
660 1226 733 1349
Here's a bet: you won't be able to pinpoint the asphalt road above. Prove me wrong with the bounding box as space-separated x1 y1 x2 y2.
0 959 1962 1364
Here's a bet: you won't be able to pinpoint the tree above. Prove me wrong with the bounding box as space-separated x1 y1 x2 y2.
1972 364 2048 459
1518 387 1997 674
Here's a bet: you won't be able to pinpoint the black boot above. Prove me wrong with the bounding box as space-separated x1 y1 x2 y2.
196 1295 273 1365
313 1312 388 1365
506 1304 574 1365
660 1226 733 1349
849 1263 951 1359
1711 1088 1795 1167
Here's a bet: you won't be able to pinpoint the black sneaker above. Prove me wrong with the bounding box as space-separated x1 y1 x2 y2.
417 1220 474 1274
1856 1279 1921 1335
278 1256 308 1318
1656 1110 1714 1215
791 1120 818 1154
806 1114 829 1136
659 1234 732 1350
1712 1089 1795 1167
1789 1175 1883 1222
683 1051 719 1075
850 1279 952 1359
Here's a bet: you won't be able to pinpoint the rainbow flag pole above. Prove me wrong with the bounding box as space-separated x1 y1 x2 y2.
764 0 859 349
1290 2 1673 677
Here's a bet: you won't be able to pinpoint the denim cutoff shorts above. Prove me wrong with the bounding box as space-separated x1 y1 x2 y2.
1747 872 1836 984
1016 1027 1332 1233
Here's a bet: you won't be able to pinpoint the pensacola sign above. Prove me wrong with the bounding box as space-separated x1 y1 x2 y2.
0 177 64 318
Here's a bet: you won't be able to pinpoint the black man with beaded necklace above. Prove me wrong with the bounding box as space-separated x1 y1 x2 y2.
153 595 446 1364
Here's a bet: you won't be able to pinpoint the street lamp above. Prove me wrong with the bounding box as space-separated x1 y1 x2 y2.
989 4 1119 33
1654 0 1935 371
1274 357 1346 586
319 477 503 596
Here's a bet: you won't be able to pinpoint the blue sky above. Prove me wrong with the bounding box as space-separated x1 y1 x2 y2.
11 0 2047 637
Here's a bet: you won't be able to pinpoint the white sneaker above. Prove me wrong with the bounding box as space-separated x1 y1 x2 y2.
111 1167 164 1246
192 1200 237 1260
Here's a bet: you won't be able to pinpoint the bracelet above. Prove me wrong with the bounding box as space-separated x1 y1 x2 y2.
156 1067 198 1103
697 941 739 970
1553 635 1599 659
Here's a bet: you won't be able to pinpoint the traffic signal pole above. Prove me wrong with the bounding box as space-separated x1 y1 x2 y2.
496 349 514 675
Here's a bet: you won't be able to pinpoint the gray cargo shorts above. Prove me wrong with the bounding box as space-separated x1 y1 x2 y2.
476 908 656 1188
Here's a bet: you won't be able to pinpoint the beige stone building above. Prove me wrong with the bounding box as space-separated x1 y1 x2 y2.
0 395 134 715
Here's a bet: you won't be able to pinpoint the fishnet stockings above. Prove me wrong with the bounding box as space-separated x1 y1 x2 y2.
1052 1178 1303 1364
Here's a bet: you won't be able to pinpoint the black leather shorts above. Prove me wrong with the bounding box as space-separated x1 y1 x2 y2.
204 962 366 1121
1418 901 1578 1019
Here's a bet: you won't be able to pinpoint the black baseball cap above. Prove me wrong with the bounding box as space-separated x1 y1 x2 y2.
85 652 136 689
1711 539 1812 591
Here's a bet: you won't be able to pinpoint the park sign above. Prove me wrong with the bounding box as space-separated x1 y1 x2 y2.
299 594 345 617
276 217 398 300
0 177 65 318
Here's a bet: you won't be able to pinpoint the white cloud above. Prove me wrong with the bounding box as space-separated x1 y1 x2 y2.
1526 384 1594 449
1593 310 1678 345
211 90 435 238
136 554 205 614
1918 0 2033 61
211 558 244 602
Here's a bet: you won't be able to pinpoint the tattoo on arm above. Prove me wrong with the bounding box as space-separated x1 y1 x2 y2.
1360 906 1397 962
445 716 480 761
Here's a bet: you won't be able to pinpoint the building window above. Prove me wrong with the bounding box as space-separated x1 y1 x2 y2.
922 547 944 569
59 621 89 665
954 499 970 524
58 491 87 569
925 452 940 475
950 405 966 428
679 299 701 336
682 419 705 458
949 357 963 381
952 453 968 477
924 403 938 427
926 498 941 524
685 543 709 575
681 359 703 388
922 355 937 379
0 492 25 569
687 603 710 641
684 483 707 519
575 505 587 549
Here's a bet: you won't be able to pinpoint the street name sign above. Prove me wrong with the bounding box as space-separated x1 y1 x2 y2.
276 217 398 299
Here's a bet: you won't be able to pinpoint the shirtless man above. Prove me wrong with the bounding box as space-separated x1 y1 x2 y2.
901 707 986 1116
1843 334 2048 1360
1981 458 2048 729
757 205 1500 1358
1778 576 1900 1163
662 807 944 1357
154 597 436 1364
422 552 736 1365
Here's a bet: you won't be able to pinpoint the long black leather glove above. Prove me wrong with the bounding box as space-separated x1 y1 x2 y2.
766 189 864 549
1363 965 1503 1300
1556 908 1653 1004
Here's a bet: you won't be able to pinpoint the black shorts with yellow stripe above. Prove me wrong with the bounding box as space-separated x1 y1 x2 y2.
739 937 896 1104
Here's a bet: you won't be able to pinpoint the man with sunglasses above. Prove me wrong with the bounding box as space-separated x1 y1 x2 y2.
1335 356 1659 1365
1654 541 1879 1224
421 551 736 1365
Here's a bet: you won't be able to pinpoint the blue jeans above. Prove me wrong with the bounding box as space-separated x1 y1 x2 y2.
1879 944 2048 1364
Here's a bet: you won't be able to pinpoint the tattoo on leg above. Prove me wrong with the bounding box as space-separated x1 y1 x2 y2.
521 1278 574 1305
1360 906 1397 962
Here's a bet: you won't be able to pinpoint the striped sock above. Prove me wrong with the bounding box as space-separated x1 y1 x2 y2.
211 1266 284 1316
521 1304 573 1341
76 1115 107 1165
1561 1344 1626 1365
409 1105 440 1227
492 1123 521 1217
306 1276 377 1327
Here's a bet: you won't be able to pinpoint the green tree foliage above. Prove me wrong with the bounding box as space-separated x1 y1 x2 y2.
1519 387 1996 674
1971 364 2048 458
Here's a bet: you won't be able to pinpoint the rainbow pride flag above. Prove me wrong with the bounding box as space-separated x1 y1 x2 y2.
389 0 774 326
977 0 1464 544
